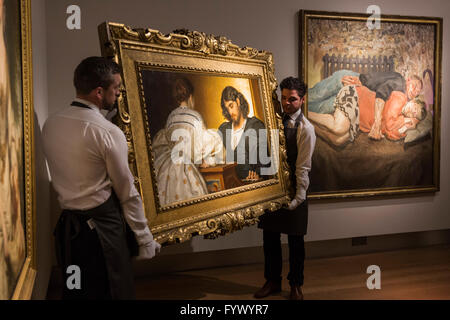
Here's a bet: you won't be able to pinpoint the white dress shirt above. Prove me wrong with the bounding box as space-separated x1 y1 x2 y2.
42 98 155 249
285 108 316 202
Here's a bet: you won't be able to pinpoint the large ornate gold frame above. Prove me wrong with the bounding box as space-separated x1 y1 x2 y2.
10 0 36 299
98 22 291 245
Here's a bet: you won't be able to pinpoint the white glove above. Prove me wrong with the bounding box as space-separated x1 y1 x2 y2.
104 108 117 121
288 198 304 210
136 240 161 260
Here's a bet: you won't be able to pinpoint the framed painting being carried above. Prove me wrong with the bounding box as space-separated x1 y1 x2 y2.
98 23 291 244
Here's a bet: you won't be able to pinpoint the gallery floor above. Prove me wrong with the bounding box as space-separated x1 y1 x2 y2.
46 244 450 300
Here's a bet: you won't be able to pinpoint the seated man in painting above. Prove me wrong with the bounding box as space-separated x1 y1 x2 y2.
308 84 426 147
308 69 423 140
218 86 268 181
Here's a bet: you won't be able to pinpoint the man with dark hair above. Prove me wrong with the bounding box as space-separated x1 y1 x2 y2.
218 86 267 181
255 77 316 300
43 56 161 299
73 57 122 96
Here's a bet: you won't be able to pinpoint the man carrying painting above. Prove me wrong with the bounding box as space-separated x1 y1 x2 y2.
255 77 316 300
43 56 161 299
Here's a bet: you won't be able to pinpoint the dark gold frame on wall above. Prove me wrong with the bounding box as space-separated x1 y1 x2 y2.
300 10 442 200
0 0 36 299
98 22 291 245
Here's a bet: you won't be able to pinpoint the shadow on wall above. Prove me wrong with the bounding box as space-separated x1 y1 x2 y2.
32 111 60 299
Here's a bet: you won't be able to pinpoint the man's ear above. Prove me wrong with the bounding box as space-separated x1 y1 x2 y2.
95 86 104 98
236 97 240 106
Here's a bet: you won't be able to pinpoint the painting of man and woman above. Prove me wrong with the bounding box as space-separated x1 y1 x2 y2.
140 70 273 207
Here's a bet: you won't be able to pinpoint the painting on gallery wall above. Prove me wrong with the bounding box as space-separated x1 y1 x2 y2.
0 0 36 300
299 10 442 199
98 23 291 245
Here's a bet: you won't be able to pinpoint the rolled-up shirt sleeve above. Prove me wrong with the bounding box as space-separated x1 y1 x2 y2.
104 128 154 246
294 120 316 202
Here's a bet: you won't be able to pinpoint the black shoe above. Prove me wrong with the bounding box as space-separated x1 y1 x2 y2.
254 280 281 299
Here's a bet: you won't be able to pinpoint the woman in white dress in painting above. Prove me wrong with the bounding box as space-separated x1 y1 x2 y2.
152 77 223 206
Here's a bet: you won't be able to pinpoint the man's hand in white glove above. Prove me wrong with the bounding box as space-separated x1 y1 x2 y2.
105 108 117 122
287 198 304 211
136 240 161 260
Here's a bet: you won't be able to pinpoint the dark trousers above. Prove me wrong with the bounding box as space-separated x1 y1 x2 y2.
61 218 111 300
263 230 305 286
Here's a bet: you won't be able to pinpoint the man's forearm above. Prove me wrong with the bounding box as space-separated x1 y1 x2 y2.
121 197 153 245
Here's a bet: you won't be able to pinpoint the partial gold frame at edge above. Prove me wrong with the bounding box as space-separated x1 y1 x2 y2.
11 0 36 300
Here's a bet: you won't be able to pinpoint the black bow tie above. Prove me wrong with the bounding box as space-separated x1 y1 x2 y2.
71 101 91 109
282 113 292 124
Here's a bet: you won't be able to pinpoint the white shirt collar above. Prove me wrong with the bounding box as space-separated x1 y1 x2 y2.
289 108 302 121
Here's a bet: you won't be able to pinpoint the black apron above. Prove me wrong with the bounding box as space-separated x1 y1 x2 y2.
54 191 139 300
258 112 308 235
54 101 139 299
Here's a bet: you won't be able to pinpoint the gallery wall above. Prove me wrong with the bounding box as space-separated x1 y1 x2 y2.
31 0 51 299
34 0 450 260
